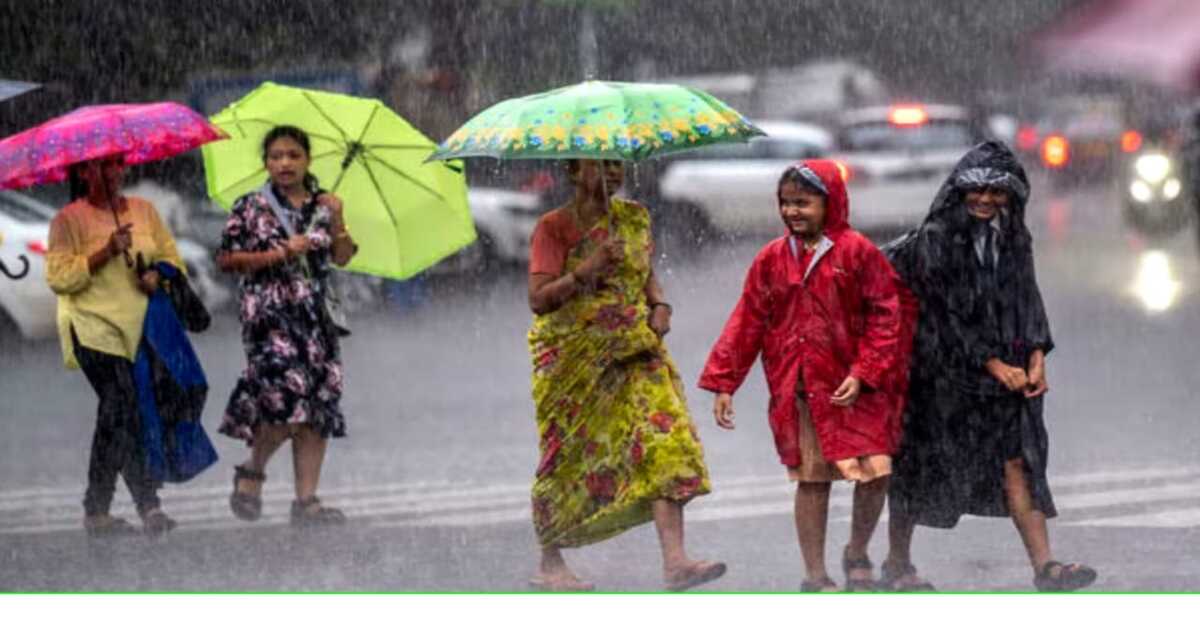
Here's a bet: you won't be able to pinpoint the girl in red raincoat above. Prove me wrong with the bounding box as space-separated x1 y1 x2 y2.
698 160 909 592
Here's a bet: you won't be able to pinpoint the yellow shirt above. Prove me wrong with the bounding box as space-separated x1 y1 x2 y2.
45 196 184 369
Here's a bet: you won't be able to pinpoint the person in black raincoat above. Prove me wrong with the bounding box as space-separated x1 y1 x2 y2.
880 141 1097 592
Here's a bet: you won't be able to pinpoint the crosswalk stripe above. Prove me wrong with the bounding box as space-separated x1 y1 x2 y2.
1065 508 1200 529
2 463 1195 509
1 464 1197 535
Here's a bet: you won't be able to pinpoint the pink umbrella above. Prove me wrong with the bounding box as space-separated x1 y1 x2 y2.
0 101 227 190
0 101 227 267
1033 0 1200 94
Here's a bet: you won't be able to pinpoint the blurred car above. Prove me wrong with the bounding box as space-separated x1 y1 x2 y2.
0 191 55 339
830 103 981 233
655 120 833 236
1022 95 1134 185
0 188 230 341
433 187 544 274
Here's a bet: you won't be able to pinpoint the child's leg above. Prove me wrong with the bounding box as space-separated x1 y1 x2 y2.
794 481 832 581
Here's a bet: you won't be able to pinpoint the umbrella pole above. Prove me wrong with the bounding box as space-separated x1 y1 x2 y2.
97 163 133 267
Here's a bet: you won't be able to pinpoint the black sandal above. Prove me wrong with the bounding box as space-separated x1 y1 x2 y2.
842 547 878 592
800 576 840 592
1034 561 1097 592
229 465 265 522
880 559 937 592
290 496 346 527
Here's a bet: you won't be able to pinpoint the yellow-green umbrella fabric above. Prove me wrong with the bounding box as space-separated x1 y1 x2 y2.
202 81 474 281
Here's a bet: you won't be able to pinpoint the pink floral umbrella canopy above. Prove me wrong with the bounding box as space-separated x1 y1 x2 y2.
0 102 227 190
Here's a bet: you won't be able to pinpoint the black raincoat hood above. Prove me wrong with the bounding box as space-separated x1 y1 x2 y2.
923 141 1031 240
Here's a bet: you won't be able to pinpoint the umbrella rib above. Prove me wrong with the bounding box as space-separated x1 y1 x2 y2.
331 102 383 191
361 143 434 151
222 167 270 199
358 158 404 274
301 92 353 145
361 153 447 202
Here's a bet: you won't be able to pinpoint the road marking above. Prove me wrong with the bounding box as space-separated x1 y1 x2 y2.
1065 508 1200 529
1 465 1197 535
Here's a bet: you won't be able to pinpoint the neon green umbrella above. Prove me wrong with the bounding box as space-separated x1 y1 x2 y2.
203 81 474 281
428 80 764 162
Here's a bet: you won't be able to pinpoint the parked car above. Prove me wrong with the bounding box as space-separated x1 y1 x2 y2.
831 103 981 232
434 187 544 274
655 120 833 237
0 191 55 340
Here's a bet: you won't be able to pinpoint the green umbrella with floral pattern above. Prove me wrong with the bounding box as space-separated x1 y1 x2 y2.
428 80 764 162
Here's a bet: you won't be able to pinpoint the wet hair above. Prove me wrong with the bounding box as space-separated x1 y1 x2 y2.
262 125 320 192
776 164 827 204
67 156 125 201
67 163 89 201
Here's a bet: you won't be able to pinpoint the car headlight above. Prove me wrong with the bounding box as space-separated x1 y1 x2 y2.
1134 154 1172 183
1164 177 1182 200
1130 180 1153 203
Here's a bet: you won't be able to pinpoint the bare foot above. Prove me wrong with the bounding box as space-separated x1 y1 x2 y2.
529 569 595 592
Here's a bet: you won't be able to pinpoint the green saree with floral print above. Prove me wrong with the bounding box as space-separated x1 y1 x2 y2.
528 198 711 548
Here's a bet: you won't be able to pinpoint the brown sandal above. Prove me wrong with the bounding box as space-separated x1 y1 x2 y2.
290 496 346 527
842 546 878 592
140 508 177 537
229 465 265 522
83 514 140 538
880 559 937 592
1034 561 1097 592
665 560 727 592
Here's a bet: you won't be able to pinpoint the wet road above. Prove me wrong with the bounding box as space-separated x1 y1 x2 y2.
2 176 1198 592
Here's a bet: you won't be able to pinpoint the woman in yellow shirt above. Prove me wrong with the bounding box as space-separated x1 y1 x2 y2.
45 154 184 537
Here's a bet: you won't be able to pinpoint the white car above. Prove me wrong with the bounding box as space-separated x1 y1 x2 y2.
435 187 544 273
656 120 833 235
0 191 56 339
831 104 980 231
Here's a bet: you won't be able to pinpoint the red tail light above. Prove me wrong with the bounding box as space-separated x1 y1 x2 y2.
1041 135 1070 169
888 105 928 127
1016 125 1040 152
26 240 48 255
1120 130 1143 153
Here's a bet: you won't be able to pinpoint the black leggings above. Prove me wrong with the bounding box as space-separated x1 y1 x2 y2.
72 331 160 517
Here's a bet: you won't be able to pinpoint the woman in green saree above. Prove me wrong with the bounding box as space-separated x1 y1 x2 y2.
525 158 724 592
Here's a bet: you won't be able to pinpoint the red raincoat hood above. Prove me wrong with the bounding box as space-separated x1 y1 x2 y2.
779 159 850 236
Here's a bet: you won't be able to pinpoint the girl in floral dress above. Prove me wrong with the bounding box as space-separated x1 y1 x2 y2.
525 158 724 591
216 125 357 526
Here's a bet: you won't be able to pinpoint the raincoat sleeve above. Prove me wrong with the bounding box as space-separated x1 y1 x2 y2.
698 251 772 395
912 230 1005 369
45 211 91 295
146 203 185 274
849 245 900 389
1021 255 1055 356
